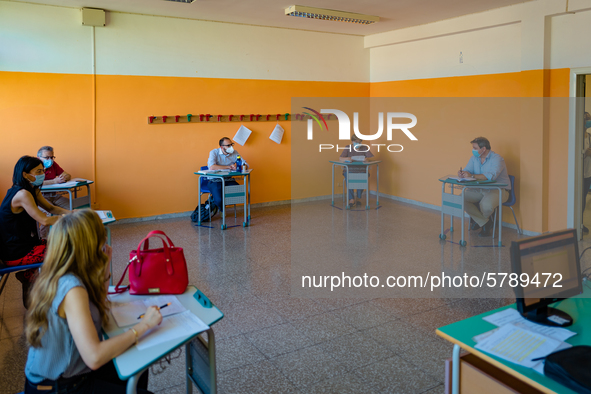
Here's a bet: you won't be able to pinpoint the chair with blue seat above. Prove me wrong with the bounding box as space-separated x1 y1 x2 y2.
0 261 43 299
493 174 522 235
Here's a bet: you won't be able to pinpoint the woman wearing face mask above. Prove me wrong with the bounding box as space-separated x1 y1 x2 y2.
0 155 71 308
339 135 374 207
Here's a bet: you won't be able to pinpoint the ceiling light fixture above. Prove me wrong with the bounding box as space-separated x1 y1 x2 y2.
285 5 379 25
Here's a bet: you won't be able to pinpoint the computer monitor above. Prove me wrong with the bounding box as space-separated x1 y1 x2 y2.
510 229 583 327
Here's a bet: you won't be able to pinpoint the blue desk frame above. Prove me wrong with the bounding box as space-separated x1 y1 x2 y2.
330 160 381 210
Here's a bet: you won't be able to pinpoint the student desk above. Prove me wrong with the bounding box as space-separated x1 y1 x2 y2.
437 286 591 394
104 286 224 394
330 160 381 209
40 180 94 210
195 170 251 230
439 176 508 247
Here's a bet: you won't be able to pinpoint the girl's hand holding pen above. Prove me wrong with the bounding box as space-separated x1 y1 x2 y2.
142 306 163 328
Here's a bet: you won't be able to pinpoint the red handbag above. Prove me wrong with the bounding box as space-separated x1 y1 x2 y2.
112 230 189 295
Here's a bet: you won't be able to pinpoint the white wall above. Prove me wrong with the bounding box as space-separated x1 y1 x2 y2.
0 1 369 82
370 23 521 83
366 0 591 83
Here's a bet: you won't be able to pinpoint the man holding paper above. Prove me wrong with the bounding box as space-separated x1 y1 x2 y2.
206 137 248 215
457 137 510 237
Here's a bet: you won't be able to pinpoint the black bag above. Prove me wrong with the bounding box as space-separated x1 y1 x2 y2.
544 345 591 394
191 195 218 222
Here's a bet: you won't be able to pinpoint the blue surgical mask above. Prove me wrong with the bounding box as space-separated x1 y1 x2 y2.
42 159 53 169
472 149 481 158
30 173 45 186
586 120 591 129
353 142 360 148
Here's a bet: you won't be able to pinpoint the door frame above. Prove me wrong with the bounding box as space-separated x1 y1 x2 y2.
568 67 591 237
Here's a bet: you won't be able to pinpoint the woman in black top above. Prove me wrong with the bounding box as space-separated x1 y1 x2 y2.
0 156 71 307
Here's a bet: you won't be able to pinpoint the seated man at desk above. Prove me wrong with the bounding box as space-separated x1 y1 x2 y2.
339 134 374 207
37 145 72 237
458 137 510 237
207 137 248 216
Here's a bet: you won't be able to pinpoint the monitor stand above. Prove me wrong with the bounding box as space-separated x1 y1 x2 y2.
522 306 573 327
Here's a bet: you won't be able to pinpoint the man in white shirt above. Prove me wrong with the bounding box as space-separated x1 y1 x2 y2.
206 137 248 215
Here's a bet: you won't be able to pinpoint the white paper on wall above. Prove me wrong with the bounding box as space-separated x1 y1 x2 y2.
269 124 284 144
233 125 252 146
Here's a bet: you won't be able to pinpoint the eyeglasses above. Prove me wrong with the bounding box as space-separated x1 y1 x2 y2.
221 143 234 147
41 156 55 160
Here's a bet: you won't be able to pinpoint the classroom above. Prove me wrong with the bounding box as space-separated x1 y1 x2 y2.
2 0 591 393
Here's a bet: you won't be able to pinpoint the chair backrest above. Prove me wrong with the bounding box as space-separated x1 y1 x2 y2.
503 175 516 206
200 166 210 192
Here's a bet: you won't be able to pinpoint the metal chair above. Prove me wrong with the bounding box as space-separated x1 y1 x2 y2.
493 175 522 235
201 166 237 219
0 261 43 299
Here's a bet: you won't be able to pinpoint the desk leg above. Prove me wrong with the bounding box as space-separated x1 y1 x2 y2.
440 183 446 240
452 344 460 394
459 188 467 247
498 187 502 247
197 175 202 225
126 370 144 394
243 175 248 227
376 164 379 207
207 328 217 394
248 174 251 222
221 178 226 230
185 343 192 394
365 166 369 210
332 164 335 206
67 190 73 211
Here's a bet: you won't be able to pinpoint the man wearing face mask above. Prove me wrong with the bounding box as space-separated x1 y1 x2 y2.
206 137 248 216
0 155 71 307
458 137 510 237
37 146 72 238
339 134 374 207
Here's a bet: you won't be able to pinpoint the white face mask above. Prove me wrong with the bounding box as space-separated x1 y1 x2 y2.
225 146 235 154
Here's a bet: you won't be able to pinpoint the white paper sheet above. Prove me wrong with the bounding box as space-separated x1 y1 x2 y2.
483 309 576 342
474 324 563 368
269 124 284 144
110 295 186 327
233 125 252 146
447 176 476 182
136 310 209 351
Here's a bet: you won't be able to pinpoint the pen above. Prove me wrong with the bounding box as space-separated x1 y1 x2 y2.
459 167 463 178
138 302 171 319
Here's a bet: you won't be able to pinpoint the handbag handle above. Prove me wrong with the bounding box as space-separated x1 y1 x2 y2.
134 232 175 277
141 230 175 251
109 260 131 294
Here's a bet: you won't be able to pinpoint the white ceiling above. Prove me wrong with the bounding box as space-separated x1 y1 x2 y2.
13 0 533 35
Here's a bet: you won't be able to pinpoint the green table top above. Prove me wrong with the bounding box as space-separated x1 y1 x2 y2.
329 160 382 166
437 285 591 393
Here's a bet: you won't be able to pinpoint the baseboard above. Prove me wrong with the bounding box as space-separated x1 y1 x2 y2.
114 192 539 236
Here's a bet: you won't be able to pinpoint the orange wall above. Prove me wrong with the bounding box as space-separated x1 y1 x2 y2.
371 69 571 233
1 69 572 231
0 72 95 193
0 71 368 219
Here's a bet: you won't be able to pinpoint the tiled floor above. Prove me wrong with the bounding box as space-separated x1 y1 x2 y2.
2 199 591 394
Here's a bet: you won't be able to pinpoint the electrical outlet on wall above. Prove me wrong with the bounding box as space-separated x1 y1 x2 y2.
459 51 463 64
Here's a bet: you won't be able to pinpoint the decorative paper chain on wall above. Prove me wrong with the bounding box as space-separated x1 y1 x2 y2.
146 113 333 124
